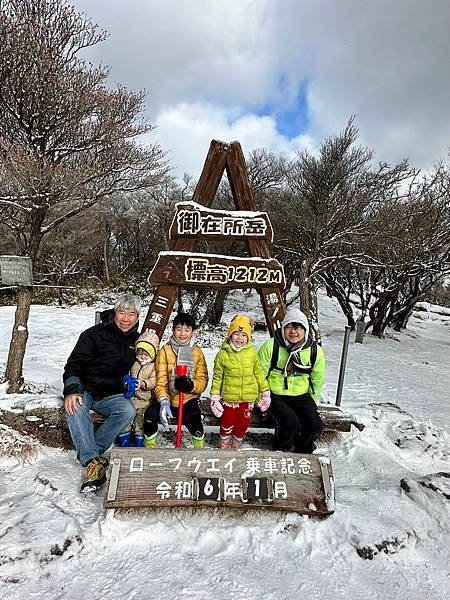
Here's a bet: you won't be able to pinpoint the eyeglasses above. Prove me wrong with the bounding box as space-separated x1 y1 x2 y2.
285 322 304 331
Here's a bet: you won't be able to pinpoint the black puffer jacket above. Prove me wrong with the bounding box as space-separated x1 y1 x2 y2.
63 309 140 399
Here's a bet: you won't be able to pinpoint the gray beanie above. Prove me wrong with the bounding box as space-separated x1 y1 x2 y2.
281 307 309 344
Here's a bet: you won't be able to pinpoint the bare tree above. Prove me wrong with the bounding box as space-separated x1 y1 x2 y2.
274 118 413 338
367 165 450 335
0 0 168 391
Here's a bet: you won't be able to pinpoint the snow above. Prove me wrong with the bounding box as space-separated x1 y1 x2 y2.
1 290 449 599
175 199 269 218
158 250 280 262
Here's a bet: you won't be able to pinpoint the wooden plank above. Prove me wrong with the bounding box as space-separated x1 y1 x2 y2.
257 287 286 334
103 447 335 516
168 201 273 242
89 401 357 433
141 284 178 337
198 399 354 432
191 140 231 208
148 252 285 289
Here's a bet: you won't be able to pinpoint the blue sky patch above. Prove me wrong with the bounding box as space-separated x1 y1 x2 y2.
257 78 309 139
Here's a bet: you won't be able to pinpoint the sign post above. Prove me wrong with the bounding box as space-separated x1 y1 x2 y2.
143 140 286 338
0 256 33 287
104 447 335 516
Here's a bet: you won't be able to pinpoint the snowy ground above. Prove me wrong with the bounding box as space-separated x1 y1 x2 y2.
0 291 449 600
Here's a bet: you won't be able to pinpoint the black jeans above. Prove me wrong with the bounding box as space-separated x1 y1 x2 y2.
143 398 204 438
268 393 324 453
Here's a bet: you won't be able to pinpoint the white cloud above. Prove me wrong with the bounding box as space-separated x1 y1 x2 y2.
154 102 314 179
73 0 450 176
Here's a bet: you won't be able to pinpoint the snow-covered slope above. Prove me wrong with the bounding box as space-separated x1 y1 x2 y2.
0 291 449 599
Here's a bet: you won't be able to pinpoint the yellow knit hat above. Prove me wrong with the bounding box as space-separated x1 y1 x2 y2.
135 340 156 361
227 315 252 341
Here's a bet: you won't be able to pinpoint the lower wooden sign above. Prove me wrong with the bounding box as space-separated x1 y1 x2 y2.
103 448 335 516
148 251 285 289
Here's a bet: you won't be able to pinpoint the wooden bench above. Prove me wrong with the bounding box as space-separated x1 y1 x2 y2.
91 398 362 433
0 398 361 452
198 398 360 432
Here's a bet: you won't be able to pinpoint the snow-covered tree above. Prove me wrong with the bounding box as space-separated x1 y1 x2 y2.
272 119 413 337
0 0 168 392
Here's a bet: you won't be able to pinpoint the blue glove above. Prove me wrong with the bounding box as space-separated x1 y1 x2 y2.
123 375 139 399
159 397 173 427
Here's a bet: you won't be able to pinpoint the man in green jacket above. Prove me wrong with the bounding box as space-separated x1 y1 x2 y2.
258 307 326 453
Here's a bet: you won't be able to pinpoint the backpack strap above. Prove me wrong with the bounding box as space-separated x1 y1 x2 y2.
308 342 317 395
268 338 318 392
268 337 280 375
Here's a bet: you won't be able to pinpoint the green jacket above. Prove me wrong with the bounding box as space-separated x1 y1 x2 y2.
258 338 325 402
210 341 268 403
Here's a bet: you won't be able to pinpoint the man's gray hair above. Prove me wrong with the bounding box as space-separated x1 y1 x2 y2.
114 294 142 313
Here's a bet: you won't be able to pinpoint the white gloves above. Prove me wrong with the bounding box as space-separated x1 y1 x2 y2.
159 398 173 427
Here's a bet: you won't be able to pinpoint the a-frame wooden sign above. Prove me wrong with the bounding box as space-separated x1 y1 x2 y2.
143 140 286 337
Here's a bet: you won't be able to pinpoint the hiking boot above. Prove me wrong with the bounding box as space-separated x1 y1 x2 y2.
192 435 204 449
98 456 109 469
80 456 108 493
219 438 232 449
118 431 131 447
144 433 158 448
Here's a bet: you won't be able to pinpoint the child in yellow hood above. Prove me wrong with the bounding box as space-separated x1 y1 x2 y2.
118 331 159 447
210 315 270 449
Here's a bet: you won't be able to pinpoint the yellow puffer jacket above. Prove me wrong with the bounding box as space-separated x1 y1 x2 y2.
210 340 268 403
155 342 208 407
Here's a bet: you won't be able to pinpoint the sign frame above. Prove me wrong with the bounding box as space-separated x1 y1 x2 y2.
0 255 33 287
169 201 273 242
103 448 335 516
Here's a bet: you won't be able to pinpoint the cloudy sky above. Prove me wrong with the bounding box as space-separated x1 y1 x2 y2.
73 0 450 180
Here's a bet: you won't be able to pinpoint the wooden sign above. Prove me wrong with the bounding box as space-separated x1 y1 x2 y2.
104 448 335 516
149 252 285 289
169 201 273 242
0 255 33 286
142 140 287 339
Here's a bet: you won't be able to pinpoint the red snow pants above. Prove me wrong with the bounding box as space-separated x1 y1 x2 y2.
220 402 254 442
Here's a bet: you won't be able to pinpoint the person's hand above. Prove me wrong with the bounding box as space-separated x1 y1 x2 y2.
64 393 83 415
257 390 271 413
174 375 194 393
210 395 224 417
159 398 173 427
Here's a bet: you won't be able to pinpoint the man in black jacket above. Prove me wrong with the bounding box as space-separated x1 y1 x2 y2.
63 294 141 492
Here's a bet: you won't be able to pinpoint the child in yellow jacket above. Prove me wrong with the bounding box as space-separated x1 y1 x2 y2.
210 315 270 449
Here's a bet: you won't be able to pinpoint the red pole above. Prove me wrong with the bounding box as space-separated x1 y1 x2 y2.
175 364 187 448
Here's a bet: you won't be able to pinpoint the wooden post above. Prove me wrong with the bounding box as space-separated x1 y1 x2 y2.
355 318 366 343
142 141 231 337
4 286 32 393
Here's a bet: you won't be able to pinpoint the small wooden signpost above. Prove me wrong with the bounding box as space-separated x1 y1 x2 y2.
143 139 286 338
104 448 335 516
0 255 33 287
